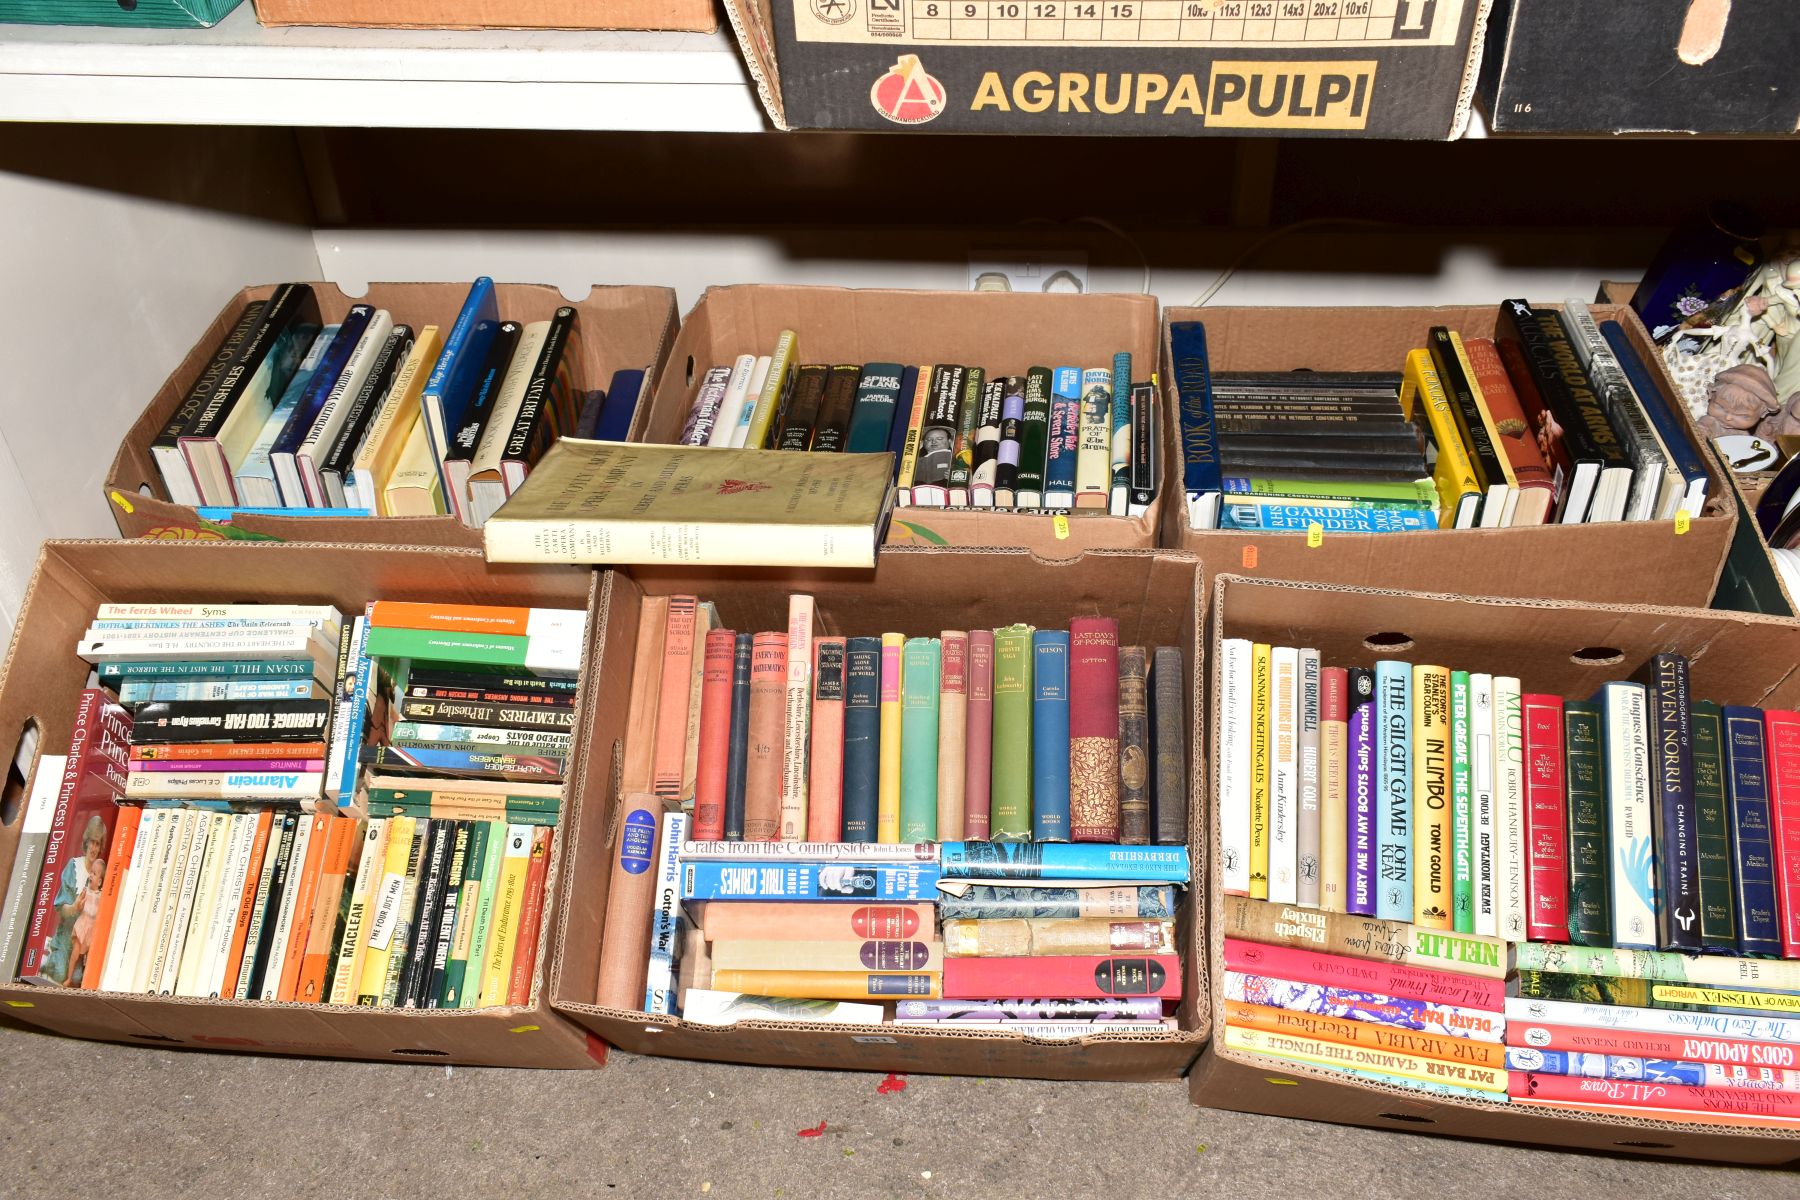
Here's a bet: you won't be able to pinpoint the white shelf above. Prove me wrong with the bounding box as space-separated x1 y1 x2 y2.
0 6 767 131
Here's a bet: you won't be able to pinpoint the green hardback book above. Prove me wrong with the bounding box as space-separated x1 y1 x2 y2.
989 624 1035 843
1509 969 1779 1017
899 637 942 842
1563 700 1611 946
1226 477 1438 507
1450 670 1474 934
461 823 509 1009
364 624 581 677
1689 701 1739 953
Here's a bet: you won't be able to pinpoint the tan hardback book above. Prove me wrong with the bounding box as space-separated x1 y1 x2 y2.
382 412 445 517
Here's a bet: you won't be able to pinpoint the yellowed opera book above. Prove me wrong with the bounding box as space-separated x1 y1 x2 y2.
355 324 441 513
943 917 1175 957
710 968 941 1001
383 412 445 517
483 441 895 568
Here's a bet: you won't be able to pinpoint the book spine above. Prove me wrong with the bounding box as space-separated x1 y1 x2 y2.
1230 1000 1505 1068
83 791 140 991
645 811 688 1014
1601 683 1658 949
894 367 930 503
878 633 905 842
936 632 967 841
1507 1013 1800 1064
1073 367 1111 509
1320 666 1348 913
680 861 941 902
1563 700 1611 945
937 841 1188 881
1067 617 1120 842
724 633 753 842
1763 709 1800 958
780 595 815 841
1506 1048 1800 1091
814 363 866 456
1119 645 1153 848
1508 1072 1800 1118
1449 671 1474 932
1724 705 1785 956
709 356 756 448
651 595 698 808
1221 894 1507 978
1347 669 1377 916
476 824 531 1007
841 637 881 843
909 365 964 502
1109 351 1133 513
128 698 331 743
898 997 1163 1020
1226 1025 1506 1093
1222 937 1502 1010
1296 649 1322 908
1016 367 1053 506
1030 631 1071 842
964 629 995 840
808 638 847 843
1503 995 1800 1043
845 362 903 454
1690 701 1739 953
1128 381 1157 512
1225 970 1502 1041
746 331 796 451
506 826 553 1006
328 817 387 1005
936 884 1176 921
1375 661 1412 922
743 632 788 842
712 938 941 973
1168 321 1222 528
711 968 938 1000
698 901 934 941
943 917 1172 957
993 376 1025 508
990 625 1033 843
898 637 941 843
1410 664 1452 930
693 629 736 841
1642 655 1702 951
1463 335 1555 492
0 755 62 980
1217 640 1252 888
420 821 473 1005
1044 367 1081 505
943 954 1180 1001
682 365 733 447
968 377 1005 505
454 822 502 1008
1150 647 1187 846
1470 674 1497 937
1511 937 1800 990
1492 677 1528 942
1250 643 1272 898
1268 646 1299 903
680 840 934 863
1518 693 1570 943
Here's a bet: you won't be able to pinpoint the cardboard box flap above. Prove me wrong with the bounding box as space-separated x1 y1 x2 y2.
720 0 787 129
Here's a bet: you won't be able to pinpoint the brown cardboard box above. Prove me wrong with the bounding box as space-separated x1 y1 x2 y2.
1161 303 1736 607
1191 572 1800 1164
0 540 607 1069
548 548 1208 1080
105 281 680 547
644 285 1164 558
253 0 718 33
723 0 1490 136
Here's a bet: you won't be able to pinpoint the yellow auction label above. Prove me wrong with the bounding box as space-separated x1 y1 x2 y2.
1053 513 1071 540
1306 522 1324 547
1674 510 1691 535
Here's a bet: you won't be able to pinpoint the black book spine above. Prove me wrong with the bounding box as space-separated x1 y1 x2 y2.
242 813 298 1000
809 364 863 453
1497 299 1626 470
446 321 522 466
776 365 830 451
404 684 573 708
970 377 1006 496
1220 448 1429 474
423 821 472 1007
403 667 578 694
398 819 452 1007
322 324 413 485
1218 432 1425 457
156 300 269 448
185 283 322 441
723 632 753 841
946 366 984 499
1149 646 1188 845
1214 394 1404 413
1016 366 1053 499
1425 327 1506 492
397 696 575 730
1633 653 1702 951
1130 382 1157 505
1214 412 1421 438
130 698 332 743
501 307 582 472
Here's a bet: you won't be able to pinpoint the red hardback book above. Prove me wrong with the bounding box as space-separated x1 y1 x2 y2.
1068 616 1121 842
1509 1071 1800 1118
1465 336 1556 525
507 826 554 1006
1761 709 1800 957
935 632 968 841
650 595 699 806
943 953 1181 1000
962 629 995 841
1222 938 1503 1010
18 689 131 986
1506 1021 1800 1066
743 631 788 841
692 628 738 841
807 637 848 842
1522 692 1571 943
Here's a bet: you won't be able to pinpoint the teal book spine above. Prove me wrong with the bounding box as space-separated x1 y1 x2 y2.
1563 699 1611 946
899 637 941 842
845 363 905 453
1374 660 1412 922
990 624 1034 842
1031 630 1071 843
1109 350 1132 508
1450 670 1474 933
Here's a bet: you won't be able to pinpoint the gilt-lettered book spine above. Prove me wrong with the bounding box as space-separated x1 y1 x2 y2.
743 632 788 842
780 595 815 841
1150 646 1187 845
1117 645 1151 847
936 632 968 842
963 629 995 841
1068 617 1120 843
1637 653 1701 951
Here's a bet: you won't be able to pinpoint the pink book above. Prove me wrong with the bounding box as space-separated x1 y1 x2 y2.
1221 938 1503 1011
1068 616 1121 842
1763 709 1800 957
943 954 1181 1000
1509 1072 1800 1119
936 632 968 841
650 595 699 806
962 629 995 840
806 637 848 842
1522 693 1571 943
692 627 738 841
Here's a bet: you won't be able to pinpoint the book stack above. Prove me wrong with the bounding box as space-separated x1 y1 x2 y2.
1214 639 1800 1126
673 342 1161 517
150 278 638 526
0 598 583 1010
1175 300 1709 532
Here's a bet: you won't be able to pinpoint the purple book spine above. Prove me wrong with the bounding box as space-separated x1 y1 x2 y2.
1348 701 1378 916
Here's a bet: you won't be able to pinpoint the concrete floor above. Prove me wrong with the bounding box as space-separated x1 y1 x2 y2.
0 1026 1789 1197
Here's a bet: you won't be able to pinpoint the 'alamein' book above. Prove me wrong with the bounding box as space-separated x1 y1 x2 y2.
483 441 897 567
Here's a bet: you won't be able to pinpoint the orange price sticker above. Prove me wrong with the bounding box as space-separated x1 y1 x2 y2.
1241 545 1259 571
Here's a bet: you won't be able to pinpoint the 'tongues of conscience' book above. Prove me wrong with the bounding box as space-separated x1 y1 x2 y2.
484 441 896 568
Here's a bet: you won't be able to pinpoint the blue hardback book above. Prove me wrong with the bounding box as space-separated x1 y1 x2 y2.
1031 629 1071 842
269 308 372 506
679 860 940 901
421 276 499 478
1721 704 1783 956
572 390 607 440
1167 321 1221 530
1636 653 1701 951
887 366 920 462
938 842 1189 883
195 506 370 521
233 324 336 507
593 368 647 442
1602 321 1710 518
841 636 883 843
1043 368 1081 508
723 632 753 842
1109 350 1133 508
1374 660 1413 922
846 362 904 454
1219 503 1436 533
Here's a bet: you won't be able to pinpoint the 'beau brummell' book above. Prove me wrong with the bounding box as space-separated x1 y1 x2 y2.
484 441 895 567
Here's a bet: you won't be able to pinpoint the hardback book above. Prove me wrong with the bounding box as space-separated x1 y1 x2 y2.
1600 321 1710 518
1595 681 1657 950
1521 692 1571 944
382 414 445 517
683 365 734 447
679 861 940 902
1398 349 1481 529
465 319 553 523
942 953 1180 1000
1631 653 1702 952
312 316 410 508
1118 645 1152 847
807 637 847 843
1296 648 1322 909
775 363 829 452
1429 327 1520 528
1222 895 1506 979
1469 674 1498 937
420 277 500 489
894 368 932 504
729 357 772 449
810 364 863 454
1030 629 1071 843
1250 643 1271 898
595 369 647 443
1410 663 1452 930
1450 670 1475 932
845 362 904 453
885 365 920 467
936 632 968 841
351 325 442 513
709 356 758 448
1067 617 1120 843
1127 381 1158 517
1074 367 1112 510
1042 367 1082 509
692 628 738 841
878 633 904 843
1109 351 1133 516
1319 666 1348 913
898 636 941 842
1760 708 1800 958
989 624 1034 843
942 916 1173 957
490 308 580 496
780 595 816 841
725 632 754 842
1688 701 1739 953
1168 321 1222 530
1346 667 1378 917
840 636 881 843
992 375 1026 508
969 376 1006 507
1492 676 1529 943
744 330 796 451
708 968 938 1000
963 629 995 841
946 367 983 505
484 442 895 568
1463 336 1555 526
909 365 965 506
1149 645 1187 845
742 632 787 842
936 884 1176 922
233 324 336 508
711 937 941 975
270 307 373 507
1560 299 1676 521
1268 646 1299 904
156 300 268 505
1016 367 1053 509
441 320 522 523
693 901 934 942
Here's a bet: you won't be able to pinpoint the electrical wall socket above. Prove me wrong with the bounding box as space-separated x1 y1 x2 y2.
968 251 1088 294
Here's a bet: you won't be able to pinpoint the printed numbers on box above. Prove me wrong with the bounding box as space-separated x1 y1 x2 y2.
1033 3 1055 15
996 2 1019 13
1108 3 1133 14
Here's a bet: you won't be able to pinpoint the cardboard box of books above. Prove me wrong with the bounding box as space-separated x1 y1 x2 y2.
104 281 678 547
253 0 717 33
1160 302 1736 607
1189 573 1800 1164
0 539 608 1069
722 0 1491 135
547 548 1210 1080
641 285 1166 558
